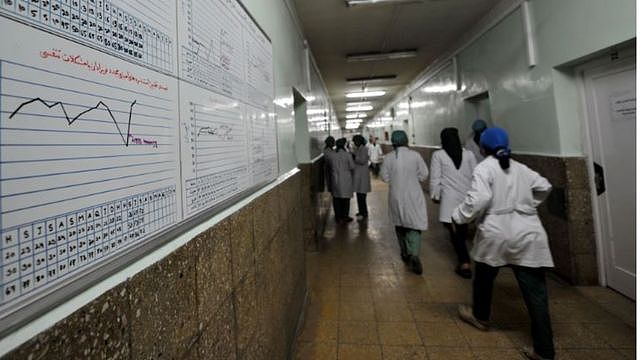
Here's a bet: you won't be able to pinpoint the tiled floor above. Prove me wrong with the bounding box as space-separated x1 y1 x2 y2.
293 179 636 359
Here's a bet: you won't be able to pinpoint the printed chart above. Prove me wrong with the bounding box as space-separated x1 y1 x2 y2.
0 0 176 74
0 19 180 309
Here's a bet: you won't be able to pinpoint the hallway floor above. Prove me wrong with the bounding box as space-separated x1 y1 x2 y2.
293 179 635 359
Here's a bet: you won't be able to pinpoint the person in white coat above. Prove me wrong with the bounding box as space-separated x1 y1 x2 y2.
464 119 487 163
452 128 555 360
381 130 429 274
352 135 371 219
430 128 477 278
330 138 355 223
368 137 384 176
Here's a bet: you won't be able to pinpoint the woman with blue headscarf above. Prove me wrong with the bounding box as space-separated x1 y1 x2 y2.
452 128 555 360
380 130 429 274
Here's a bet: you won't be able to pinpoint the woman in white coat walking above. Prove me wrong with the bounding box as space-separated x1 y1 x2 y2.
352 135 371 219
452 128 555 360
381 130 429 274
330 138 355 223
430 128 477 278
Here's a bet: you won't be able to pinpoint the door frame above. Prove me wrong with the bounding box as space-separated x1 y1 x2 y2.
575 49 636 288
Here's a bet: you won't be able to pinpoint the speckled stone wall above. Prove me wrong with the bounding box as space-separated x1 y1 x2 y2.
380 144 598 285
299 156 332 252
4 172 308 360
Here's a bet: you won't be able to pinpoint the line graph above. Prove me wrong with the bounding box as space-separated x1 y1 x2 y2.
196 125 233 140
8 98 153 147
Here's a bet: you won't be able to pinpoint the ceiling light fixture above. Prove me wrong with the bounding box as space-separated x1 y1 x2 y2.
346 105 373 112
346 91 386 98
346 113 367 119
346 75 397 85
345 0 423 7
346 101 371 107
346 50 417 62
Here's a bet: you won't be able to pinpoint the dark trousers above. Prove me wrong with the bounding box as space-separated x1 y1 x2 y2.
356 193 368 216
333 197 350 220
473 262 555 359
370 163 381 176
443 222 470 264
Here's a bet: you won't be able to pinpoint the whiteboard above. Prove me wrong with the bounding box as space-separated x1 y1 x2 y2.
0 0 276 321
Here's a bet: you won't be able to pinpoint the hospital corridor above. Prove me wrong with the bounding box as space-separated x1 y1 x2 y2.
0 0 636 359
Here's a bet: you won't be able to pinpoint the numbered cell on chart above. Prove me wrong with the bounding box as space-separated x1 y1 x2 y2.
0 17 181 229
179 81 250 217
0 0 178 74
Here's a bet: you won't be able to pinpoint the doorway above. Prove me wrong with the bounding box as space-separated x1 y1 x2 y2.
464 91 493 125
582 56 636 299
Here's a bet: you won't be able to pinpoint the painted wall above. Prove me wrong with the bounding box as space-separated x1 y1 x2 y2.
376 0 635 156
242 0 334 171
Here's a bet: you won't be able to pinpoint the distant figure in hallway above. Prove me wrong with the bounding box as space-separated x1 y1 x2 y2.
324 136 337 219
330 138 355 223
352 135 371 219
368 137 383 177
381 130 429 275
430 128 477 279
452 128 555 360
465 119 487 163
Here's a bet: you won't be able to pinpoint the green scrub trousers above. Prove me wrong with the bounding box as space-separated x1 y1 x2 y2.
395 226 422 257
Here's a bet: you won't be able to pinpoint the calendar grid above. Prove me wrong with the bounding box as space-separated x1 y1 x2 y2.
0 0 173 74
1 186 176 305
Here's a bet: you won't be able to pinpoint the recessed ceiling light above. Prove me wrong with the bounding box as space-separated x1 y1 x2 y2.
346 50 417 62
346 75 397 84
346 101 371 107
346 113 368 119
346 91 386 98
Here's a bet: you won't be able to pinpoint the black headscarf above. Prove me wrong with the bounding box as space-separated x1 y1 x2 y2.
336 138 347 151
440 128 462 170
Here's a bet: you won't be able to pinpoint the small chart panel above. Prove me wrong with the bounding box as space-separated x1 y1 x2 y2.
180 82 250 217
0 0 177 74
0 18 181 311
246 105 277 186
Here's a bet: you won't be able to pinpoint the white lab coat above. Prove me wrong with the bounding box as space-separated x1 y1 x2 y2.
381 147 429 230
368 143 383 164
353 145 371 193
452 157 554 268
429 149 477 223
464 136 485 164
329 149 355 198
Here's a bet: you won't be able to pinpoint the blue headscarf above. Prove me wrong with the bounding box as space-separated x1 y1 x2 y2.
391 130 409 158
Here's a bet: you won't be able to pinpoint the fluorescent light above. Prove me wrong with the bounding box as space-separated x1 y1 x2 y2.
346 113 367 119
346 75 397 85
307 108 325 115
346 105 373 112
346 101 371 107
346 0 423 8
345 123 361 129
346 50 417 62
309 116 327 122
346 91 386 98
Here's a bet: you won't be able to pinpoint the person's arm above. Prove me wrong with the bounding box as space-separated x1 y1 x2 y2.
429 153 442 202
452 169 492 224
529 168 552 207
417 154 429 182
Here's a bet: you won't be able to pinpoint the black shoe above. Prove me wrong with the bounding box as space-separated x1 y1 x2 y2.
344 216 354 222
410 256 423 275
455 265 472 279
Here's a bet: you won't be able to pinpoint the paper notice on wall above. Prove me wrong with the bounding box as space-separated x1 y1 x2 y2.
610 92 636 122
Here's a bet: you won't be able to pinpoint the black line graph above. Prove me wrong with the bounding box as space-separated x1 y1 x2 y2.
196 125 233 140
7 98 160 147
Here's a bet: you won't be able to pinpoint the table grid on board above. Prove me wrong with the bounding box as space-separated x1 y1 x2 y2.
184 166 247 215
0 0 173 73
1 186 176 306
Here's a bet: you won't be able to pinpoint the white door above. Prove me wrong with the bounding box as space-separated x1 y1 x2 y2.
584 59 636 299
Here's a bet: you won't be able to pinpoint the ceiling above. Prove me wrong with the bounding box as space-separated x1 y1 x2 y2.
292 0 503 127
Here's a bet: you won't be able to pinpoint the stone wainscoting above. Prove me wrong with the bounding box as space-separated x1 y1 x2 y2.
5 172 308 360
299 156 333 252
380 144 597 285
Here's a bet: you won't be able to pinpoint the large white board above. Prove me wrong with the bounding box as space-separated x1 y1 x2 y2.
0 0 276 318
